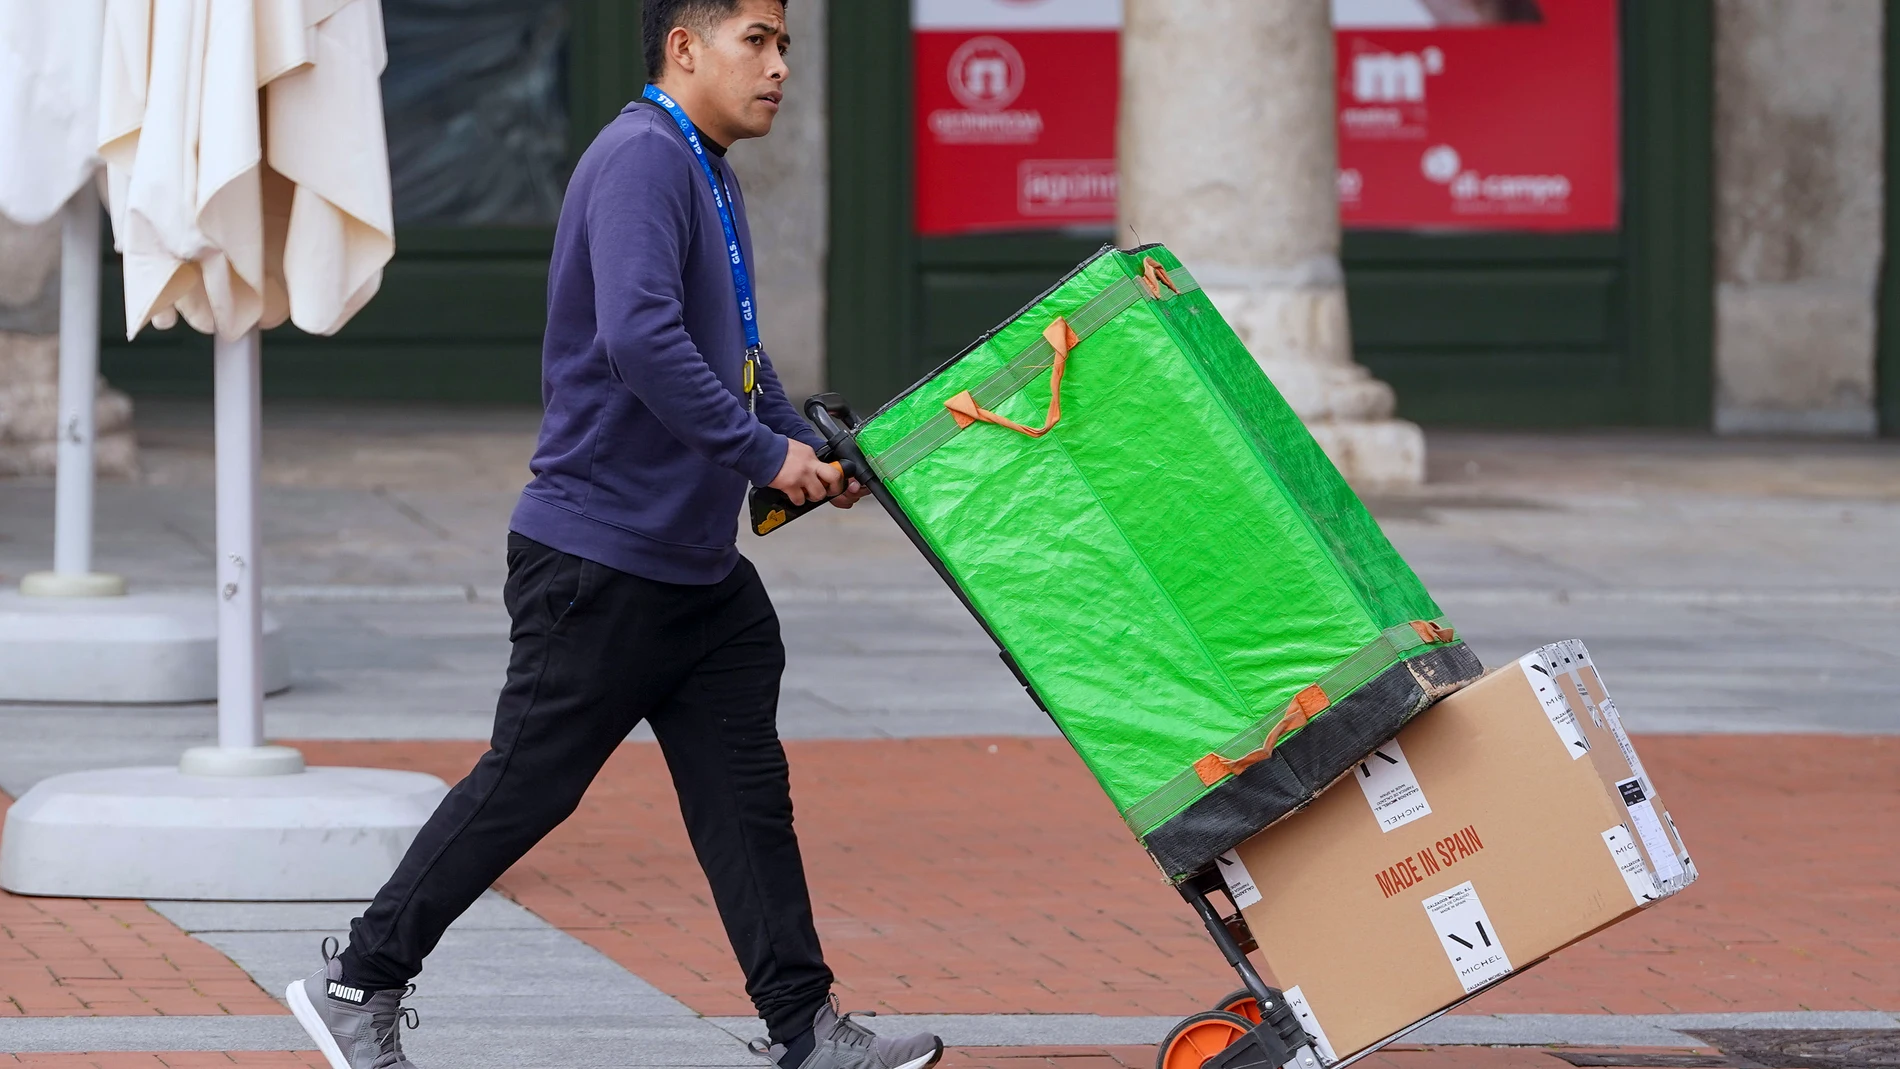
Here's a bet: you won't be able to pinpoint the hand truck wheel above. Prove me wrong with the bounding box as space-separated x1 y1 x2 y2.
1213 986 1263 1024
1155 1010 1254 1069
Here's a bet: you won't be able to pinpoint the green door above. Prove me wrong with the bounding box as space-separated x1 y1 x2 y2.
1882 0 1900 435
828 0 1714 427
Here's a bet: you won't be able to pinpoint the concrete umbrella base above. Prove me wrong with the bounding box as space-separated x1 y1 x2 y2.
0 765 448 900
0 591 287 703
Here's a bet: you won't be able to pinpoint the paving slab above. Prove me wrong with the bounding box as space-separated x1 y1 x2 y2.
7 1010 1892 1057
0 1050 324 1068
143 895 539 936
705 1011 1900 1049
0 1014 760 1067
143 893 753 1069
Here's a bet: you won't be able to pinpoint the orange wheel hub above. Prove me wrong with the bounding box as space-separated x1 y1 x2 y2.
1156 1010 1252 1069
1215 987 1263 1025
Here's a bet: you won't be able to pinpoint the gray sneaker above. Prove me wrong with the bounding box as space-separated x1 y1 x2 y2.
285 938 422 1069
753 996 944 1069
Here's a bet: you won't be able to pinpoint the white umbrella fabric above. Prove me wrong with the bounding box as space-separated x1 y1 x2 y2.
100 0 395 341
0 0 122 600
99 0 395 762
0 0 107 226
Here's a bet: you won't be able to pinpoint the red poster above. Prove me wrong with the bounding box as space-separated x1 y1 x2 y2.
1335 0 1620 230
911 0 1621 236
912 0 1120 236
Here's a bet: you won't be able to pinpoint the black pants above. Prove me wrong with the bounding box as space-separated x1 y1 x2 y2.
341 534 834 1042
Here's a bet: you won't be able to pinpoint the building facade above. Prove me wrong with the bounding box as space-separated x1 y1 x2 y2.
73 0 1898 436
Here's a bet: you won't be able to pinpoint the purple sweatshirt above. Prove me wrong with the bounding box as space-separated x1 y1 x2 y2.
509 99 825 584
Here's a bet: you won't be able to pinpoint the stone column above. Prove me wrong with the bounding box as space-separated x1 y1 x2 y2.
1713 0 1883 435
729 0 828 403
1119 0 1422 487
0 212 137 478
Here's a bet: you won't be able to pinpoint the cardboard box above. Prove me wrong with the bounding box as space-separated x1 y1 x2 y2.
1223 641 1696 1063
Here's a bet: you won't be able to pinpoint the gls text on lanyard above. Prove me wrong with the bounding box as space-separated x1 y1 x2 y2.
643 84 762 411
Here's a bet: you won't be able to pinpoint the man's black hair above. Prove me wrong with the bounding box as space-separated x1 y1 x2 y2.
644 0 788 83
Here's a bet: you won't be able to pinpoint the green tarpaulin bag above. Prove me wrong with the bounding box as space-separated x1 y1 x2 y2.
822 244 1482 881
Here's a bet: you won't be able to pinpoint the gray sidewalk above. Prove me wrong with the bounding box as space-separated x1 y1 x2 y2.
2 400 1898 796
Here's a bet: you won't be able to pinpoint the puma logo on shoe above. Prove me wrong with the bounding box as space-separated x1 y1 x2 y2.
291 937 422 1069
326 980 368 1004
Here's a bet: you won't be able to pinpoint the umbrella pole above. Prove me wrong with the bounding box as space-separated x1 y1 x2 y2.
55 192 101 577
19 186 125 598
214 329 264 749
191 329 302 775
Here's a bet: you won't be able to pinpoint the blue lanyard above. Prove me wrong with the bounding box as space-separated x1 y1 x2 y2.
642 84 762 408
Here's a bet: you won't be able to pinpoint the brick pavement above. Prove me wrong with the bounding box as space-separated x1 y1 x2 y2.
288 733 1899 1019
938 1046 1160 1069
1351 1049 1704 1069
1462 734 1899 1016
0 797 286 1018
939 1046 1725 1069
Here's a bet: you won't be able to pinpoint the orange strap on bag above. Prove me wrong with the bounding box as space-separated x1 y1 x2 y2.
1188 620 1455 789
1139 256 1180 300
1193 684 1330 787
945 316 1079 438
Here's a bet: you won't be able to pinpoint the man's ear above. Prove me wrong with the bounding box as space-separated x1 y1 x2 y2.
666 25 697 76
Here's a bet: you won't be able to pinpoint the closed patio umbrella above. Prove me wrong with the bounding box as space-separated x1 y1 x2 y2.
100 0 394 341
100 0 395 766
1 0 445 901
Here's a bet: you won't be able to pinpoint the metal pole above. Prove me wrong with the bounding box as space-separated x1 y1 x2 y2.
180 329 301 775
1181 880 1279 1009
213 329 264 750
53 189 101 578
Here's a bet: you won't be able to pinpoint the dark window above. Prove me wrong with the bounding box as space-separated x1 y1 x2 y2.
382 0 572 226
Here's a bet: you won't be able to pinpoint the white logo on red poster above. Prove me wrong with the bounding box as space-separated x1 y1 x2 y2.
929 35 1043 145
1337 168 1364 205
1427 144 1572 215
1420 144 1460 183
1340 40 1442 140
949 36 1025 109
1352 46 1443 103
1019 159 1117 217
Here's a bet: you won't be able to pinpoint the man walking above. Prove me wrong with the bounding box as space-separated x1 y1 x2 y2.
287 5 943 1069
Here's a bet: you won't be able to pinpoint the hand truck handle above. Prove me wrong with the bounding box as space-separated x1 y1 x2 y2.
748 394 869 536
804 392 861 446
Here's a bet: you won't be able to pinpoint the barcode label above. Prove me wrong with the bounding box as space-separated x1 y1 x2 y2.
1519 654 1590 759
1616 778 1685 884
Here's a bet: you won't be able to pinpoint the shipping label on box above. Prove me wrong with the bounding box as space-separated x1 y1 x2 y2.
1353 739 1433 833
1536 641 1697 892
1419 880 1513 992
